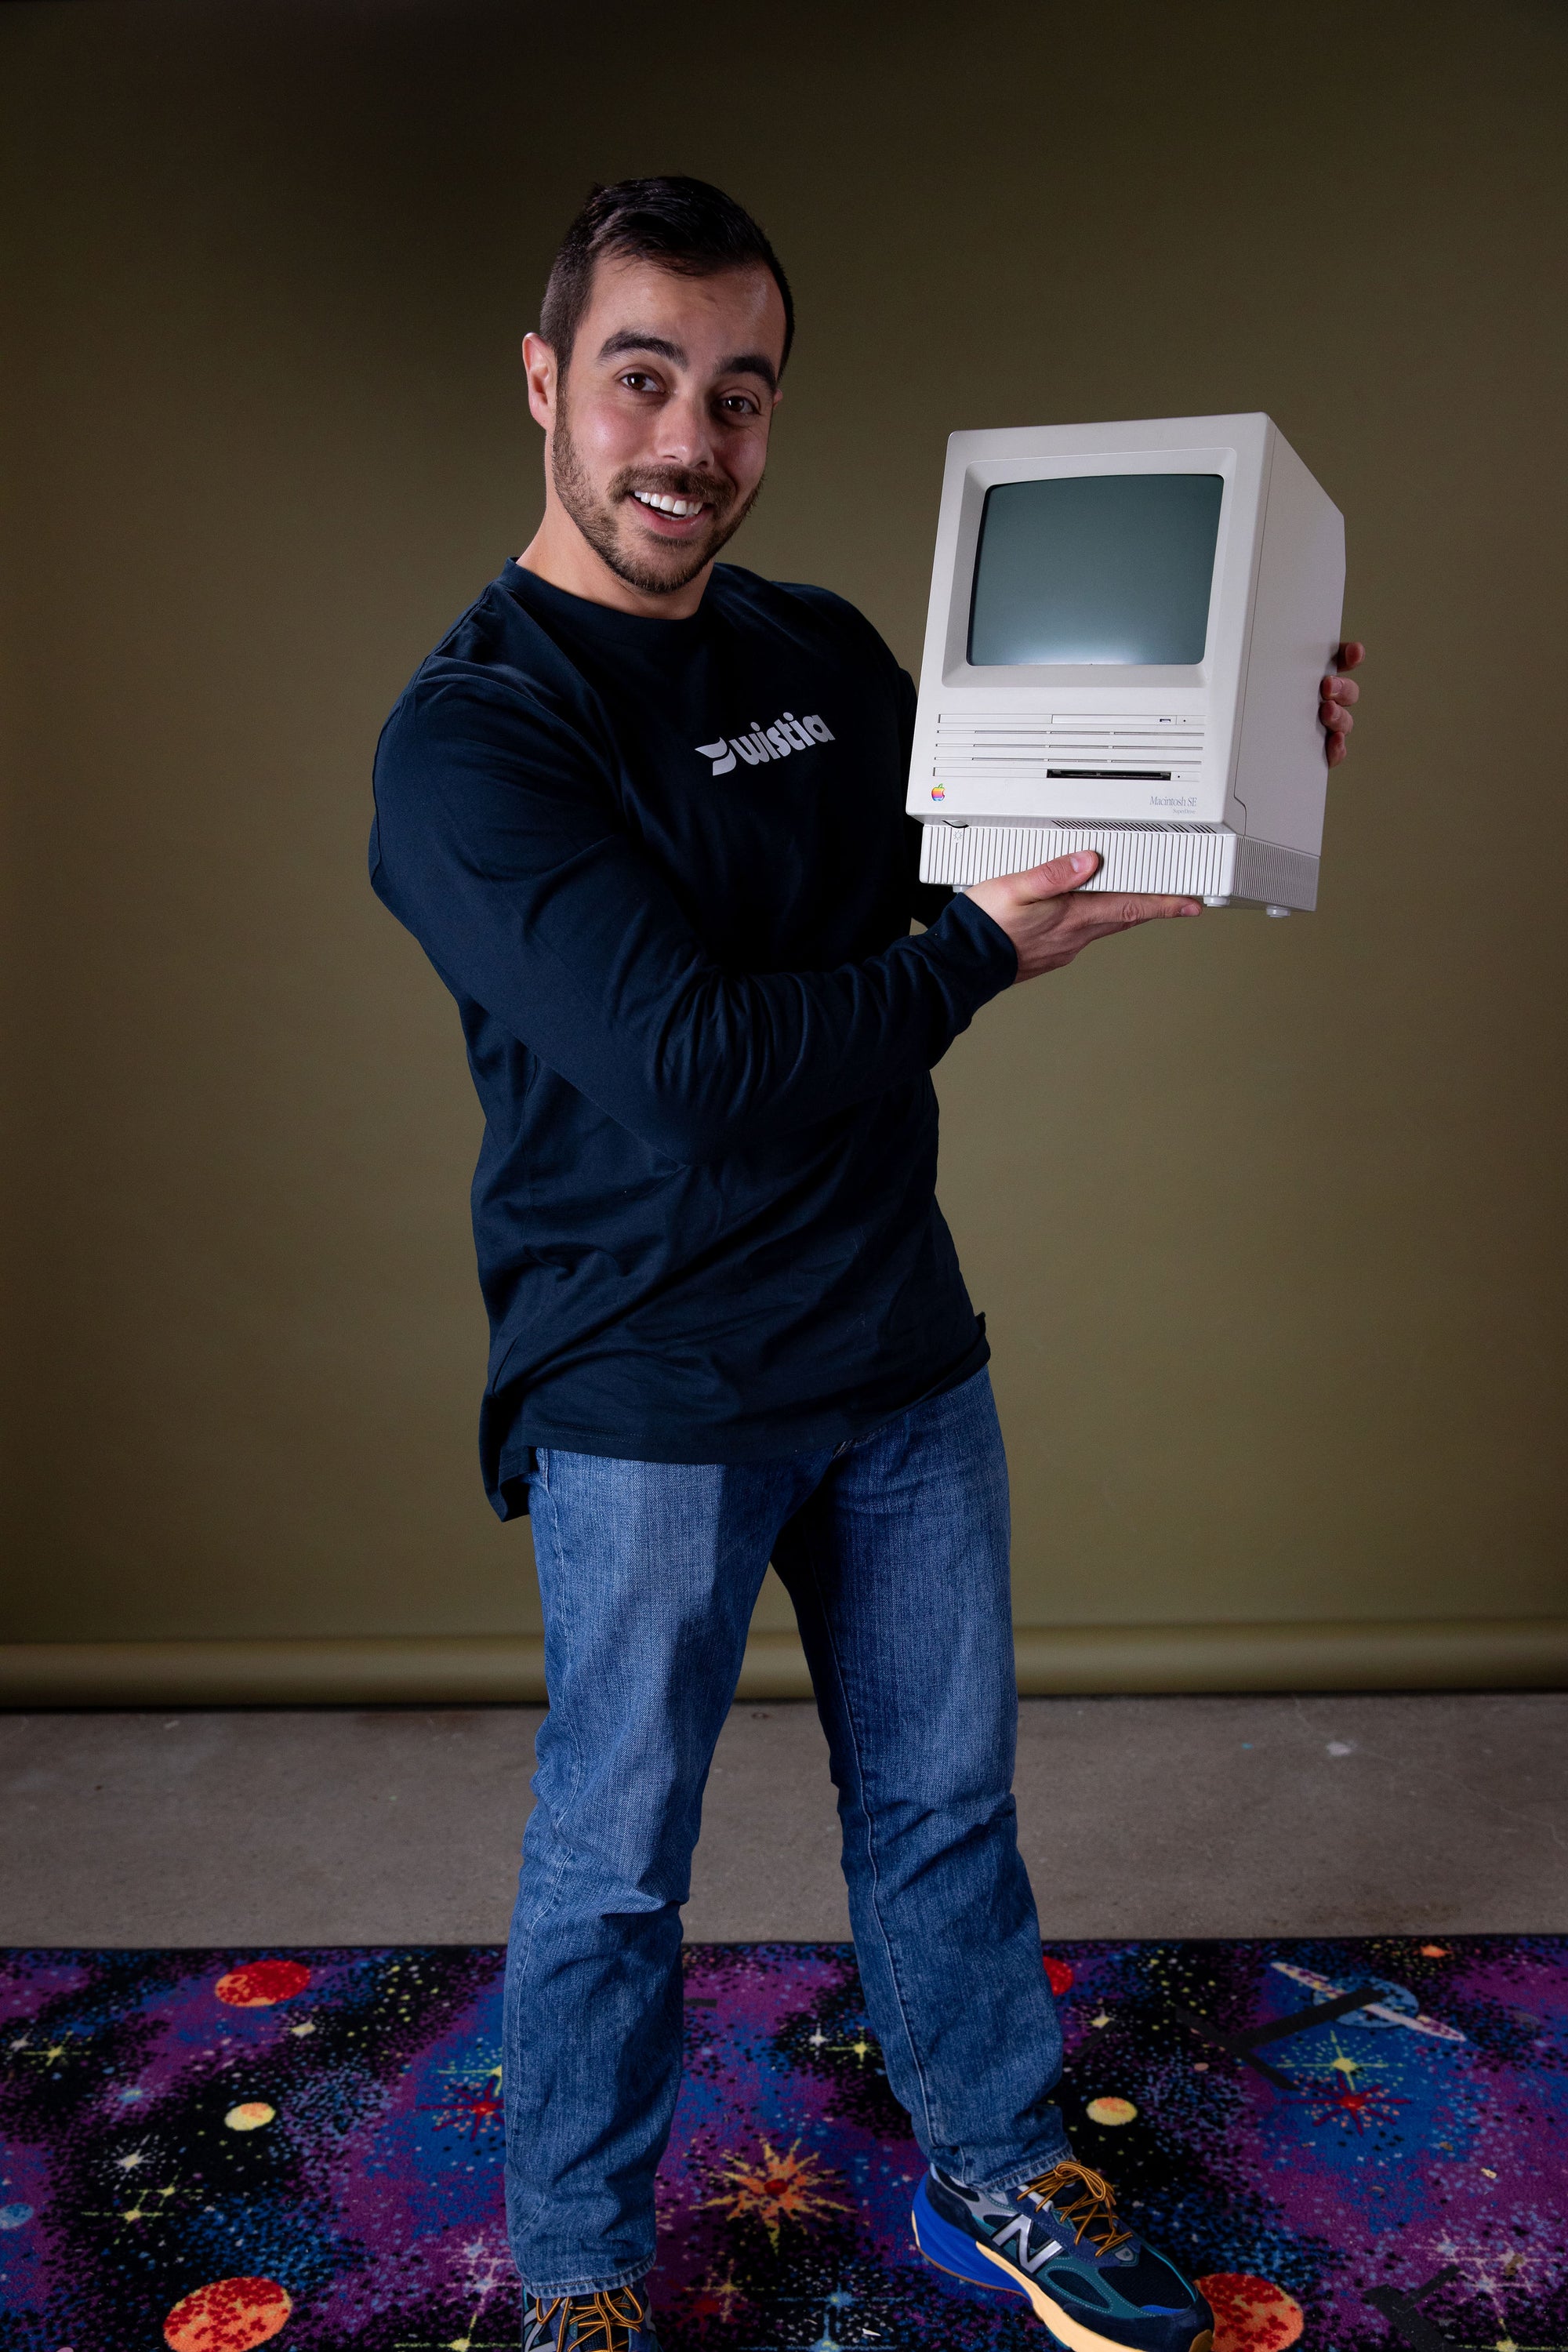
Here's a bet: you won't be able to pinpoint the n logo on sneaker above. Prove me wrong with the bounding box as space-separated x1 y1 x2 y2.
990 2214 1062 2274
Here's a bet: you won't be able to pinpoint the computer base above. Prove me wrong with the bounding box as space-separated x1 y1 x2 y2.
916 821 1319 912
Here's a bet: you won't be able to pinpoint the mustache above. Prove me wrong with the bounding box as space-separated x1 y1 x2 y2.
613 466 734 513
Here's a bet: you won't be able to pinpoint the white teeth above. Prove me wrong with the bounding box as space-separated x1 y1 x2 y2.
633 491 703 517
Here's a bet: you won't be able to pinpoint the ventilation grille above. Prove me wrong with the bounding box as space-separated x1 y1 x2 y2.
931 713 1205 784
919 823 1237 896
1236 837 1319 913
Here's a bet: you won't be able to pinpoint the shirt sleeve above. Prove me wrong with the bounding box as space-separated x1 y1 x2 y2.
369 670 1016 1166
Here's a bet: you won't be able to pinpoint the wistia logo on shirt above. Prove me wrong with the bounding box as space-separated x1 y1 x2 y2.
695 712 835 775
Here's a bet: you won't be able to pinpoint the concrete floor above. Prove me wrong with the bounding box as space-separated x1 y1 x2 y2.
2 1691 1564 1948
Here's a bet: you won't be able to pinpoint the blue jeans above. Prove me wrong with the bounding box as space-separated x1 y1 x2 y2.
503 1368 1069 2298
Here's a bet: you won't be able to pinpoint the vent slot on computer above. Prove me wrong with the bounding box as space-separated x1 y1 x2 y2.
931 713 1205 786
919 822 1236 895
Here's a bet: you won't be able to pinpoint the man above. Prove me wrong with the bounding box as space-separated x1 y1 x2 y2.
371 177 1362 2352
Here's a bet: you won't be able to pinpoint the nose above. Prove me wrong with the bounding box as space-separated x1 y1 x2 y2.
652 384 719 475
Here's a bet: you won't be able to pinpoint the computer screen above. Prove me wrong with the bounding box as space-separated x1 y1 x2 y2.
966 471 1225 668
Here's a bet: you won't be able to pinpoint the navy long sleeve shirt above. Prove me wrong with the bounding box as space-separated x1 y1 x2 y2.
369 558 1018 1515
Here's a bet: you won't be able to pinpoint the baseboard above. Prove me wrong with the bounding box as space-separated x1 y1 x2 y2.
2 1618 1564 1708
1009 1618 1568 1693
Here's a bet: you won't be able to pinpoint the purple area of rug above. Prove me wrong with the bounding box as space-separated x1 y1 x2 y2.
1 1937 1565 2350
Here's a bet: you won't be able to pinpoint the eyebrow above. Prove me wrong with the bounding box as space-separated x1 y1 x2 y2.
596 328 778 394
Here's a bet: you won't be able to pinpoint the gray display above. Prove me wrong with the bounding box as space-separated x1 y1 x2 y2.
967 471 1225 666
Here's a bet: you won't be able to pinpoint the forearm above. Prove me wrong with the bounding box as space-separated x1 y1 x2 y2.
611 894 1014 1159
377 839 1014 1162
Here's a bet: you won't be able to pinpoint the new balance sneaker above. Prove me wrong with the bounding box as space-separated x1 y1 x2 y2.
912 2158 1213 2352
523 2284 659 2352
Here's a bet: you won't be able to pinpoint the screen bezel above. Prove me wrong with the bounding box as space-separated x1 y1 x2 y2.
938 445 1240 692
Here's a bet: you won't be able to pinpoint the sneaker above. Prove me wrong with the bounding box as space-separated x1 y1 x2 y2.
912 2158 1214 2352
523 2284 659 2352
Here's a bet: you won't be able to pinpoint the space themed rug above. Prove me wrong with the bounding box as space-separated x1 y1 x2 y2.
1 1937 1565 2352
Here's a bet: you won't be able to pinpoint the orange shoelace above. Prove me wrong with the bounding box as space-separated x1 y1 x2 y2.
533 2285 648 2352
1020 2159 1133 2256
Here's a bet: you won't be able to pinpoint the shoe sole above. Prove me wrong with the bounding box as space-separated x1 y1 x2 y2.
910 2183 1213 2352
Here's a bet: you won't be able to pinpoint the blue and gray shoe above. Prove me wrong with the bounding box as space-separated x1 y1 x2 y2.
912 2159 1214 2352
523 2285 659 2352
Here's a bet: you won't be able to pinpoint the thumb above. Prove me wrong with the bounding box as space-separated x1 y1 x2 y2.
1011 849 1101 899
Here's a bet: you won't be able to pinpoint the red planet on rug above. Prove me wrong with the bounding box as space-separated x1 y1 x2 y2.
214 1960 311 2008
1043 1953 1075 1994
1196 2271 1305 2350
163 2277 292 2351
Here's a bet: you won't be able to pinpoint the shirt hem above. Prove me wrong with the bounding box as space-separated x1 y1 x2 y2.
488 1324 989 1517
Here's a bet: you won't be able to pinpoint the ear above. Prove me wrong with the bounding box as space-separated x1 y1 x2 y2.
521 332 557 433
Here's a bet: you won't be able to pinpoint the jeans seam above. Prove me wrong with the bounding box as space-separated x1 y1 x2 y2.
800 1513 939 2151
510 1459 586 2251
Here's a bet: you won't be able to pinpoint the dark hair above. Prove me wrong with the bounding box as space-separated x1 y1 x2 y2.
539 176 795 376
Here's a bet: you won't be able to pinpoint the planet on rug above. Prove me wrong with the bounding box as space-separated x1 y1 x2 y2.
1 1936 1564 2350
213 1961 310 2009
162 2276 292 2351
1196 2271 1305 2350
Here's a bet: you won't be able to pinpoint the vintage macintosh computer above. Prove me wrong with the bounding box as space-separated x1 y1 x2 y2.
908 412 1345 913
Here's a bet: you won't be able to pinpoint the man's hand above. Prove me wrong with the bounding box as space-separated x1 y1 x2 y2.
1322 640 1364 768
965 851 1200 984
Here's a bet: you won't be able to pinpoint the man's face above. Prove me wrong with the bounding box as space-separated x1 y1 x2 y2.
525 255 786 597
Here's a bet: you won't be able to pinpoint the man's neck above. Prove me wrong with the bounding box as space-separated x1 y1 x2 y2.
515 506 712 621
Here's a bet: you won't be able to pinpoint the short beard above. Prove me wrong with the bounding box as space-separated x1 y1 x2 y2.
550 396 761 597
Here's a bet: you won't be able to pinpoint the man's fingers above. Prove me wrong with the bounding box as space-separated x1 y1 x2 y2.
1014 865 1200 922
1116 894 1203 923
971 857 1200 964
1076 891 1203 927
1323 648 1362 771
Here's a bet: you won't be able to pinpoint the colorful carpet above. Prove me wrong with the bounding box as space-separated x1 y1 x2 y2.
2 1937 1565 2352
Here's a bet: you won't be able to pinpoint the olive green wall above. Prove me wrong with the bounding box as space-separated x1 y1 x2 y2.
3 0 1565 1679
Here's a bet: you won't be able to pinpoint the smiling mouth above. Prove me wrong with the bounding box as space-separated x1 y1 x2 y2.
628 488 714 534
